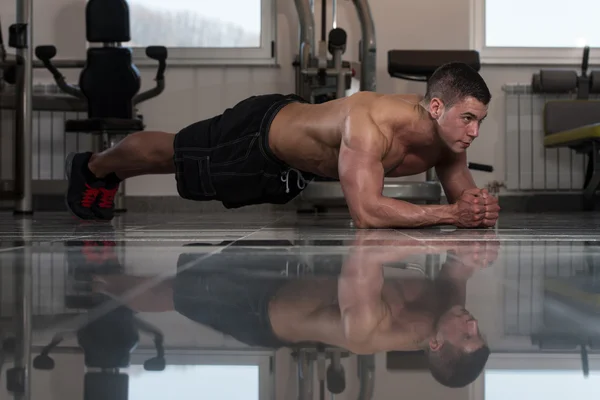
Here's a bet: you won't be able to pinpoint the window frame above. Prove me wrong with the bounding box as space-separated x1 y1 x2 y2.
469 353 600 400
128 0 278 66
129 348 275 400
469 0 600 65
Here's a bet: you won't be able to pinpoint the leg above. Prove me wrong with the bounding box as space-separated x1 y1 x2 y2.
64 131 176 221
88 131 176 180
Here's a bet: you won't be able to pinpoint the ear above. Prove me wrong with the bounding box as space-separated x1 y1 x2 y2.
429 98 445 119
429 338 443 352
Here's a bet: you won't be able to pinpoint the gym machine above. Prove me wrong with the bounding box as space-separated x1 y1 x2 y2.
293 0 355 104
32 295 166 400
35 0 167 213
530 47 600 210
0 0 167 215
294 346 374 400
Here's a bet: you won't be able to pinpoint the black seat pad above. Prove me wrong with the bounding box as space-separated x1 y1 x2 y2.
65 118 144 133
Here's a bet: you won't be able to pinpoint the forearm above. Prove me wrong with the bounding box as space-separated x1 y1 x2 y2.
359 196 457 228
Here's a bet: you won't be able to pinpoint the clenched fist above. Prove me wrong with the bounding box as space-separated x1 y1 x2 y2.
452 188 500 228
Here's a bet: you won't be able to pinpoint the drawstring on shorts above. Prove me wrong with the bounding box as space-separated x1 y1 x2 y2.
281 168 308 193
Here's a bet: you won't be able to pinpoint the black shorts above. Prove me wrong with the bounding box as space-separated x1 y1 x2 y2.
172 252 294 348
173 94 315 208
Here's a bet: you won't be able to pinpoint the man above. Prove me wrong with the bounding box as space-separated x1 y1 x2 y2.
89 230 498 388
65 62 500 228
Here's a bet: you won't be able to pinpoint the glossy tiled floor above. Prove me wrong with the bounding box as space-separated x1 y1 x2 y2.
1 210 599 400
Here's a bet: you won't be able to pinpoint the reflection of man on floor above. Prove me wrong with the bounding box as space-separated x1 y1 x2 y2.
92 231 499 388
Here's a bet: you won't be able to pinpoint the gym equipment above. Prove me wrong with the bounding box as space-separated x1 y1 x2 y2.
533 47 600 210
34 0 167 212
1 1 87 215
293 0 374 103
33 295 166 400
294 346 356 400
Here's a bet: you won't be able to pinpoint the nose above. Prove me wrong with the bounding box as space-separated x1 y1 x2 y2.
467 126 479 139
467 320 479 335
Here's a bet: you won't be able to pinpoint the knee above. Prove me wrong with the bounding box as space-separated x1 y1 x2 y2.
125 131 173 162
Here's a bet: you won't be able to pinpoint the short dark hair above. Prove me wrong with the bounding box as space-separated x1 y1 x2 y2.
424 62 491 107
425 342 491 388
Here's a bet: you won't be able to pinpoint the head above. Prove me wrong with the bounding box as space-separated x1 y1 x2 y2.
423 62 491 153
425 305 490 388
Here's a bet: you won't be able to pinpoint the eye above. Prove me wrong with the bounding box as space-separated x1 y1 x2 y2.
463 116 472 123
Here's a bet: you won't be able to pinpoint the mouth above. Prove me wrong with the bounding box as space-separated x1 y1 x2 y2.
460 141 471 148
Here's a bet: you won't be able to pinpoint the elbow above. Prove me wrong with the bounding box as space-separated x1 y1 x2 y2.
351 200 380 229
342 309 379 350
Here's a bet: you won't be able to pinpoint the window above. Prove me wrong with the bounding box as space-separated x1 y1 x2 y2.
126 0 276 65
470 0 600 64
484 370 600 400
469 353 600 400
127 349 274 400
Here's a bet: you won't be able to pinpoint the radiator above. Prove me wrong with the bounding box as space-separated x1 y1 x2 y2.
0 108 90 183
503 241 591 337
0 244 72 318
503 84 600 192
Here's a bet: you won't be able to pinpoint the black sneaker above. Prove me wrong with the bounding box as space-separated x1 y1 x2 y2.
64 152 104 220
93 173 121 220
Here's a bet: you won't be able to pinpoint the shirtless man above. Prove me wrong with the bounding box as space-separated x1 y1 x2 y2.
89 230 498 388
65 62 500 228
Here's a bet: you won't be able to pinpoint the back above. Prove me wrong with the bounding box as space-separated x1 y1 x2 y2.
269 92 443 179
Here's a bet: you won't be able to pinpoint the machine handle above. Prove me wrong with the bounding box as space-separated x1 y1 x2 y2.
468 162 494 172
328 28 347 54
581 46 590 77
132 46 168 105
34 45 85 100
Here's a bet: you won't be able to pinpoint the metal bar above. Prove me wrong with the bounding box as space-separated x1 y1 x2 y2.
1 55 85 69
356 355 375 400
332 0 337 29
301 68 353 77
294 0 316 100
12 219 33 400
351 0 376 91
294 0 316 65
297 350 314 400
333 50 345 99
321 0 327 42
13 0 34 214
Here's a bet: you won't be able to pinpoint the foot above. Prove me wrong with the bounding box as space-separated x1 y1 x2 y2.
64 152 121 220
94 174 121 220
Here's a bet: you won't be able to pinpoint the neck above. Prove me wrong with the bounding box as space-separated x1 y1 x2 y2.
418 98 430 114
413 100 440 146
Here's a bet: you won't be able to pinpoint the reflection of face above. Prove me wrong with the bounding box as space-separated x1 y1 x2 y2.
432 305 485 353
430 97 488 153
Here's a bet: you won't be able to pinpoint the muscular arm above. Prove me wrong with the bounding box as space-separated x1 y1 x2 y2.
338 110 457 228
338 247 387 349
435 150 478 204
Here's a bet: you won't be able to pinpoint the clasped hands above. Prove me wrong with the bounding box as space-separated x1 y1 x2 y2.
453 188 500 228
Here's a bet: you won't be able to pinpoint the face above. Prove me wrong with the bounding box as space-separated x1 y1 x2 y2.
428 97 488 153
429 305 485 354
